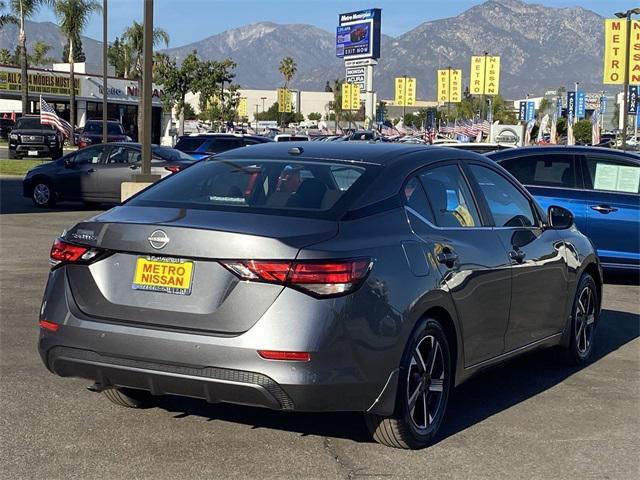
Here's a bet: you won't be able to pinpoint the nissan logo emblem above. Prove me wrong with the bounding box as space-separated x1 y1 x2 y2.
148 230 170 249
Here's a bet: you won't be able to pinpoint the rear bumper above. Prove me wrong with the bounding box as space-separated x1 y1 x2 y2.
12 144 57 157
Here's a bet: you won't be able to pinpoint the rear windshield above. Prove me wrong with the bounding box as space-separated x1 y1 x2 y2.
151 145 194 161
128 158 377 219
14 117 55 130
84 122 124 135
175 137 207 152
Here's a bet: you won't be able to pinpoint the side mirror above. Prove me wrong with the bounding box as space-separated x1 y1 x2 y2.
548 205 574 230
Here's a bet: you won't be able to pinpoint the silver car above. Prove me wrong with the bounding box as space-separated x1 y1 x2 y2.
38 142 602 449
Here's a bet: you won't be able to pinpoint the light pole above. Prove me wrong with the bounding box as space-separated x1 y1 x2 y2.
102 0 108 144
615 8 640 150
260 96 267 114
140 0 153 177
254 104 259 133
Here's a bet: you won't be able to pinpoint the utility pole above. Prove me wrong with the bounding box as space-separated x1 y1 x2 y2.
102 0 108 144
140 0 153 176
615 9 637 150
481 51 488 120
261 96 266 114
255 104 259 133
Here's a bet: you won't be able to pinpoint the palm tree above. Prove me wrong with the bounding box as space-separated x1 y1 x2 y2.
0 1 18 28
122 20 169 140
278 56 297 89
10 0 52 115
29 39 53 66
54 0 100 144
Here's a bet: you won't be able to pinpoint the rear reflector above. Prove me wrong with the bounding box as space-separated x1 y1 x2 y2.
50 239 88 264
221 258 373 297
258 350 311 362
39 319 59 332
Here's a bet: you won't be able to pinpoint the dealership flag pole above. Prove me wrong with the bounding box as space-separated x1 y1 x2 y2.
102 0 108 144
141 0 153 176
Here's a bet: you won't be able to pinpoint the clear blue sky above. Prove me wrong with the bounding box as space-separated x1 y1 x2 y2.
30 0 635 48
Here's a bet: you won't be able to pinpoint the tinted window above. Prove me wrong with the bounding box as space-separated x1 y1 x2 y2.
206 138 243 153
151 146 194 161
469 165 536 227
72 146 105 165
500 154 576 188
84 122 125 135
129 159 374 218
420 165 481 228
175 137 206 152
330 166 363 191
403 176 435 224
106 146 140 164
584 155 640 194
14 117 55 130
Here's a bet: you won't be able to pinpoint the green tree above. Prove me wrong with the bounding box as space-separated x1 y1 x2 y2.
0 1 17 28
255 102 302 125
307 112 321 122
328 78 343 132
29 39 53 66
278 56 296 89
573 119 592 145
192 58 238 124
0 47 14 64
10 0 53 115
107 36 129 77
62 31 85 62
121 20 169 140
183 102 196 120
154 50 201 135
54 0 100 142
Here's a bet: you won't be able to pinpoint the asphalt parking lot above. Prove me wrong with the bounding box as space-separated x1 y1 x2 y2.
1 174 638 479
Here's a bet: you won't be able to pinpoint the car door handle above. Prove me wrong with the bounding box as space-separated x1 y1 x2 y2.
436 250 458 266
590 204 618 214
509 249 526 263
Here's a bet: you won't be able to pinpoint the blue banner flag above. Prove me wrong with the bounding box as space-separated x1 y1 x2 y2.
576 90 586 119
526 101 535 122
567 91 576 123
628 86 638 115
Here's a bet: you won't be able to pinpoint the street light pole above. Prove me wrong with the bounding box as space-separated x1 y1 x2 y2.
402 75 407 122
615 9 637 150
102 0 108 144
140 0 153 176
255 104 259 133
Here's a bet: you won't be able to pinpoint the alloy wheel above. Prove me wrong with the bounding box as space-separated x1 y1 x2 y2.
575 285 596 356
33 184 50 205
406 335 445 431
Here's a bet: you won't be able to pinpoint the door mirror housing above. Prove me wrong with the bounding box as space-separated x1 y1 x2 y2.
548 205 574 230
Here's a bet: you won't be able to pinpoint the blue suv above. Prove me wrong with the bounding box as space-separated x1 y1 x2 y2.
174 133 272 160
488 146 639 271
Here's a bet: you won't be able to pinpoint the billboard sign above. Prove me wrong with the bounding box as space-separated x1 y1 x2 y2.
345 66 366 90
336 9 381 60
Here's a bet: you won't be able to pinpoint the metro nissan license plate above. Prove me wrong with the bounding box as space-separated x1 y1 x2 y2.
132 256 194 295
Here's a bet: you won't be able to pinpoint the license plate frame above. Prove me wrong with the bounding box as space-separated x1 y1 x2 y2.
132 256 194 296
28 150 38 156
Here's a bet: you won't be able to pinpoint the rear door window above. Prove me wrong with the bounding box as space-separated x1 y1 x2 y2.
500 154 577 188
403 176 435 225
106 146 140 164
583 155 640 194
174 137 206 152
72 146 106 165
419 165 481 228
206 138 243 153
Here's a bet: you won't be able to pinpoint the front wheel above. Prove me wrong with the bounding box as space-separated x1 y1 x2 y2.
561 273 599 365
31 180 56 208
366 318 452 449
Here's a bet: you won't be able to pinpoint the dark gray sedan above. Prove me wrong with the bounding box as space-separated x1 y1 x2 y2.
37 142 602 449
23 143 195 207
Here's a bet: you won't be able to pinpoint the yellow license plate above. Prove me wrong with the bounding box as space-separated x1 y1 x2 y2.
132 257 194 295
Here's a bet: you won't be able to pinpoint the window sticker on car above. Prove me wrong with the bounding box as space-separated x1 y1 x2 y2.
594 163 640 193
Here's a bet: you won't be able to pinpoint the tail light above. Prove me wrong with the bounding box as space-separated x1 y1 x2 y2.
49 238 102 267
164 165 182 174
258 350 310 362
221 258 373 297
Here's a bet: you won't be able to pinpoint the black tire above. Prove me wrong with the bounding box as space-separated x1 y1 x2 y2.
83 201 101 209
366 318 452 449
51 148 63 160
103 387 155 409
8 149 16 159
561 273 599 366
31 179 56 208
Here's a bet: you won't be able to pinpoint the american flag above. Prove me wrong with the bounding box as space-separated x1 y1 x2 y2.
40 96 72 138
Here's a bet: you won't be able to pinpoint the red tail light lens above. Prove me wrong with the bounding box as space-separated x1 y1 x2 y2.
164 165 182 173
50 239 88 264
39 319 60 332
221 258 372 297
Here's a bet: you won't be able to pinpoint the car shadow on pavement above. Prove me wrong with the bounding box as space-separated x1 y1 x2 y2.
155 307 638 445
0 177 111 214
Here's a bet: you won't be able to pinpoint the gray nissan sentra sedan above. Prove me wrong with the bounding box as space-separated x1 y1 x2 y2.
38 142 602 449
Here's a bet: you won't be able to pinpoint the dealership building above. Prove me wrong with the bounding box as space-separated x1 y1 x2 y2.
0 64 171 144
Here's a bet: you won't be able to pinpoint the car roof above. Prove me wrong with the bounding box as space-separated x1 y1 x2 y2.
487 145 640 161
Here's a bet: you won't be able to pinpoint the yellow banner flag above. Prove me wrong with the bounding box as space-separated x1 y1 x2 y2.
629 20 640 84
238 97 247 117
470 56 485 95
394 77 405 106
484 56 500 95
450 69 462 102
603 19 628 84
277 88 292 112
437 69 462 103
342 83 352 110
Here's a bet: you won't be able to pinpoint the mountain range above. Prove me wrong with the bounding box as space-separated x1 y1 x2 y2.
0 0 606 99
